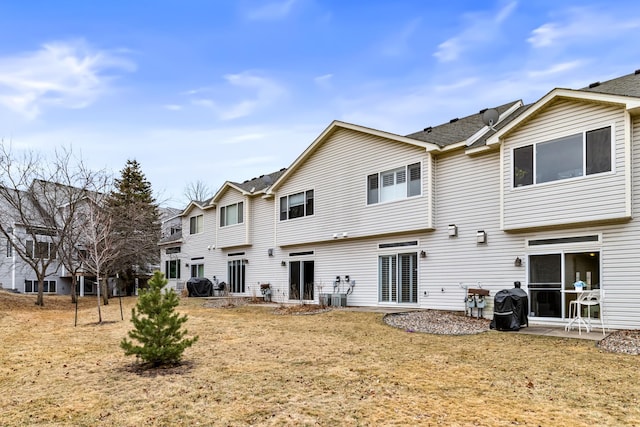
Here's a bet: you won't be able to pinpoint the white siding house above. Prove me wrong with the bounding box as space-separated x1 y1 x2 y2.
161 71 640 330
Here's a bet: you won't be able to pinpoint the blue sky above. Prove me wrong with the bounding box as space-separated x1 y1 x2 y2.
1 0 639 207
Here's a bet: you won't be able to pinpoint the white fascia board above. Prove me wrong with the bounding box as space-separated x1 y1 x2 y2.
486 89 639 147
465 100 524 147
268 120 438 194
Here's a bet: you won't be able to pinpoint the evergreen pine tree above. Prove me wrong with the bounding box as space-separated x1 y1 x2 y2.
121 271 198 366
108 159 161 296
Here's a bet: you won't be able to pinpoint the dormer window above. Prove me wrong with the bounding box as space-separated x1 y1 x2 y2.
189 215 203 234
220 202 244 227
513 126 612 187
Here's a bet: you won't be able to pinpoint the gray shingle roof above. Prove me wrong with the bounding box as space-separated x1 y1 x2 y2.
580 69 640 97
405 100 522 147
231 168 287 193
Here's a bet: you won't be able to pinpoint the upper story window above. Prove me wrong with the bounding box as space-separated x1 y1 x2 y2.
513 126 612 187
26 240 56 259
220 202 243 227
189 215 203 234
367 162 421 205
280 190 314 221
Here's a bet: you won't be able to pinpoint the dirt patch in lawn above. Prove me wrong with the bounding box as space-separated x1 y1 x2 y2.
1 292 639 426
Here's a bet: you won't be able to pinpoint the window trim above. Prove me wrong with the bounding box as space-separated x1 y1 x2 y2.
367 162 422 206
378 251 418 304
189 214 204 235
279 189 314 221
190 263 205 278
25 239 55 259
25 280 57 293
220 201 244 227
511 124 614 189
165 259 181 279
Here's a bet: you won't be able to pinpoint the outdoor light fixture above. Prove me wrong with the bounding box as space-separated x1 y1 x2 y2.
332 233 338 239
281 261 286 267
514 257 522 267
448 224 458 237
345 275 350 283
420 250 427 258
476 230 487 244
342 232 348 238
268 248 274 257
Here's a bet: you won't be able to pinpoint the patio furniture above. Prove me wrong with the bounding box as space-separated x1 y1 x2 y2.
577 289 605 336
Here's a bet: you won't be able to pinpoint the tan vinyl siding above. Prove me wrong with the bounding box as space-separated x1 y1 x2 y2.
276 128 432 247
592 115 640 329
502 100 628 230
216 190 249 248
161 205 218 290
241 196 281 296
424 150 525 312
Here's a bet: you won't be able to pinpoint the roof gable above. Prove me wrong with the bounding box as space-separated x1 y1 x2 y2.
486 88 640 146
212 168 286 203
269 120 437 192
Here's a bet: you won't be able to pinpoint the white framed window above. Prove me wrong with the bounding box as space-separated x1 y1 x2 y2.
280 190 314 221
513 126 612 187
220 202 244 227
165 259 181 279
190 263 204 278
25 240 56 259
367 162 421 205
25 280 57 293
189 215 203 234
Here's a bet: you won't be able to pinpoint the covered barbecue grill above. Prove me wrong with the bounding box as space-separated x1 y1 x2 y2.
490 287 529 331
186 277 213 297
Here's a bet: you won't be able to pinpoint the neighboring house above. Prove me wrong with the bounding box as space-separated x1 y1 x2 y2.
0 181 91 295
160 70 640 330
159 170 287 296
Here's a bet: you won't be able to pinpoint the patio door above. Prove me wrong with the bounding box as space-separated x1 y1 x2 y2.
379 252 418 303
289 260 314 301
528 251 600 318
228 259 246 293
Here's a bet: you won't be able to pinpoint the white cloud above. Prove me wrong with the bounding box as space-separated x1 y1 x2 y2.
163 104 183 111
191 71 286 120
222 133 266 144
246 0 298 21
433 1 518 63
314 73 333 89
0 40 135 119
380 18 422 57
527 61 584 78
528 7 640 48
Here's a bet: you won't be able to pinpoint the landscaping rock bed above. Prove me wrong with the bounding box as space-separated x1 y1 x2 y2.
384 310 640 355
384 310 490 335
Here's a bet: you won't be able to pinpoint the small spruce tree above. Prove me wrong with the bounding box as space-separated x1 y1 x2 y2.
121 271 198 366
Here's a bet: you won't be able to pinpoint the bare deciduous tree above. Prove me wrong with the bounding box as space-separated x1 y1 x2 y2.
183 180 213 203
79 191 123 323
0 144 97 306
56 171 112 304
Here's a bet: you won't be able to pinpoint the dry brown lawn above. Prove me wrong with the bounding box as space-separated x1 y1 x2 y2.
0 290 639 426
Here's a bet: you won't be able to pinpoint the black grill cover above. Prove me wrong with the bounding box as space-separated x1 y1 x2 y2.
490 288 529 331
186 277 213 297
